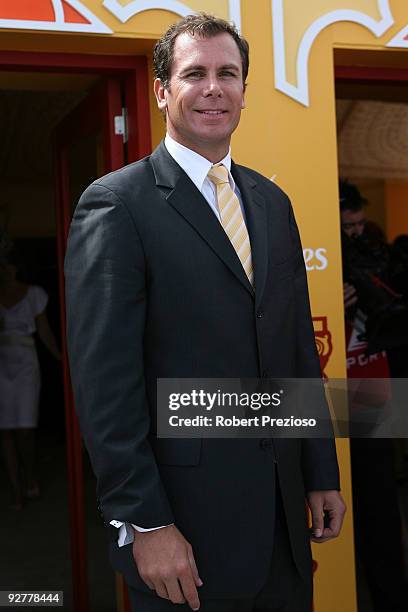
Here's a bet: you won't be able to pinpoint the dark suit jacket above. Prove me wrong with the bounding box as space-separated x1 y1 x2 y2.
65 141 340 598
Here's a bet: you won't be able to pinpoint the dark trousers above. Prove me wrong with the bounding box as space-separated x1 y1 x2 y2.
128 491 312 612
351 438 408 612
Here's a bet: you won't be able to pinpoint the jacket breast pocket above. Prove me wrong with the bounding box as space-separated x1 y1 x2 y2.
149 438 202 466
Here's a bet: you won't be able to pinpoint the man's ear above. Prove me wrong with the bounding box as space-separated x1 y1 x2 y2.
154 78 167 112
241 84 246 109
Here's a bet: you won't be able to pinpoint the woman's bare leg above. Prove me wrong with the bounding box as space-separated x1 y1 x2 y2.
16 428 39 496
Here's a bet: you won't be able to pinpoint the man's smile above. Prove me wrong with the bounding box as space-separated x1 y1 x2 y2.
195 109 227 116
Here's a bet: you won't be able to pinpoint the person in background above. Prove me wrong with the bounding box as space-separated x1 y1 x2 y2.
0 234 61 510
340 180 408 612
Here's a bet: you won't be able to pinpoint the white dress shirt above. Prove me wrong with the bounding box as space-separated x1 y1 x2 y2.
163 133 245 221
111 134 245 546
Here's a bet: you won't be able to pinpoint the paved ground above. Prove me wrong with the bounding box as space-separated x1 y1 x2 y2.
0 430 116 611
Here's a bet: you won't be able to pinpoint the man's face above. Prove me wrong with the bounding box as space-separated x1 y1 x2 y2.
341 208 366 238
154 32 246 161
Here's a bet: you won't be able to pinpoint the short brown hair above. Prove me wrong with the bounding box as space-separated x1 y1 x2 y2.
153 13 249 89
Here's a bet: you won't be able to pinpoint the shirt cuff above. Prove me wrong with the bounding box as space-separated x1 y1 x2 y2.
110 520 173 547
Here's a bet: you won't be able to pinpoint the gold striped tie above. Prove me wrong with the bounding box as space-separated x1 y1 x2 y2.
207 164 254 286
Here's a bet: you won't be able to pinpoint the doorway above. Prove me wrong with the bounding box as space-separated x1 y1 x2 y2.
335 61 408 612
0 53 151 612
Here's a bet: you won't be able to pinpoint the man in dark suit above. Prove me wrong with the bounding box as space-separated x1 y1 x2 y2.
65 13 346 612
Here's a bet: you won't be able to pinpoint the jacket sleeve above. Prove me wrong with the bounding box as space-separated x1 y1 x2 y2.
64 182 175 527
288 201 341 492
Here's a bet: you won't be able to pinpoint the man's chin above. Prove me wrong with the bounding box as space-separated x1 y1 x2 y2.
192 127 232 146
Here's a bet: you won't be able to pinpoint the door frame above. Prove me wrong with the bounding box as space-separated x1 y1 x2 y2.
54 74 127 612
1 50 152 160
335 65 408 81
0 51 152 612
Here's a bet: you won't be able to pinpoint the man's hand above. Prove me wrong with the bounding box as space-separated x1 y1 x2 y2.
307 490 346 543
132 524 203 610
343 282 357 309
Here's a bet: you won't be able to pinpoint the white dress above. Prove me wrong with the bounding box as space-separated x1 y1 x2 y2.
0 285 48 429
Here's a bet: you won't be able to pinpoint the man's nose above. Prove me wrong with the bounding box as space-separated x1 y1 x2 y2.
203 78 223 96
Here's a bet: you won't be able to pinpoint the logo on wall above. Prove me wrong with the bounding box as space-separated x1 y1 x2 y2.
272 0 396 106
303 248 328 271
313 316 333 378
102 0 242 31
0 0 112 33
387 24 408 47
0 1 242 35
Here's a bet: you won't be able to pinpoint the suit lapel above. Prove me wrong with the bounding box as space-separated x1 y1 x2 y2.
232 162 269 307
150 142 254 297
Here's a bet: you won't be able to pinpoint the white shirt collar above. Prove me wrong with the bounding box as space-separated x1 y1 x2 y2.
164 133 235 192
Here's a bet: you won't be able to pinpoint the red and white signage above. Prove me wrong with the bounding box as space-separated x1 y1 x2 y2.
0 0 112 34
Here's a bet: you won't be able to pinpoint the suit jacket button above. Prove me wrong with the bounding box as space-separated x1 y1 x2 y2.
262 370 269 378
256 311 264 319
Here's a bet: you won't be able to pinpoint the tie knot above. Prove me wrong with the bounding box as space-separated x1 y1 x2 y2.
207 164 230 186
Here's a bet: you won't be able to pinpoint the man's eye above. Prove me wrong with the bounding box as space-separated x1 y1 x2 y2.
186 71 204 79
220 71 235 77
